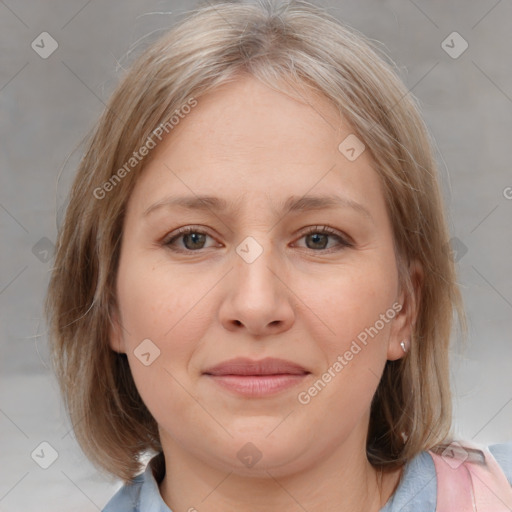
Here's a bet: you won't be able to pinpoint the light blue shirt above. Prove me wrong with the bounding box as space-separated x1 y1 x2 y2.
102 442 512 512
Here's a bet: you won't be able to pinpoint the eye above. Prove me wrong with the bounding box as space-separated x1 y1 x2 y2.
294 225 353 252
162 225 353 254
163 226 218 252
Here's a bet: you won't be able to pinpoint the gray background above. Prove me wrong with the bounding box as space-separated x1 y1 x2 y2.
1 0 511 510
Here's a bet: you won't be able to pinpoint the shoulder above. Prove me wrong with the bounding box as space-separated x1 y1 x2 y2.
380 450 437 512
488 440 512 485
380 439 512 512
429 439 512 483
101 473 145 512
101 453 171 512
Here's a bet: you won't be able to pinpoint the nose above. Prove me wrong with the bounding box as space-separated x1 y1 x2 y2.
218 237 295 337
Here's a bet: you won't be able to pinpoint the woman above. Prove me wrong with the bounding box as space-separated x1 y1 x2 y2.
45 0 512 510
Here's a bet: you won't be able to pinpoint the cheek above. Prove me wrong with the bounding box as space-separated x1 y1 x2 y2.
117 254 208 341
296 272 395 424
115 257 211 404
300 256 398 349
116 260 208 429
300 258 398 415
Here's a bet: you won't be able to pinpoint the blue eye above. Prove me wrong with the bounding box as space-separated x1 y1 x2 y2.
298 226 352 251
163 225 352 253
163 226 216 252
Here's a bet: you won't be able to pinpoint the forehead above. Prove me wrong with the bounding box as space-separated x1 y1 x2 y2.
127 75 386 220
161 75 346 160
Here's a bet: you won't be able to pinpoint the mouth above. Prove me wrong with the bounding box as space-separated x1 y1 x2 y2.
203 357 310 397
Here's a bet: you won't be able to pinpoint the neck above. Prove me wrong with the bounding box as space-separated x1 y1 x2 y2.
158 435 400 512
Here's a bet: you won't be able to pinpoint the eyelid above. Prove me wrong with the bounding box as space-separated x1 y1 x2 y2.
298 225 351 240
161 225 218 247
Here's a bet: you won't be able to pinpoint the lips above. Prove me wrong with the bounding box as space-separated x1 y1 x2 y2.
203 357 310 397
203 357 309 376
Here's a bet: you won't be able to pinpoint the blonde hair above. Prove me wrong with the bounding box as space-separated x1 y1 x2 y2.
46 0 466 481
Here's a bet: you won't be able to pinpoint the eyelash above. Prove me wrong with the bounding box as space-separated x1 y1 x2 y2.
162 225 353 254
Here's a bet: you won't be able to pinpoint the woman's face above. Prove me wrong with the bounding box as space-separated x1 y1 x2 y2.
111 75 416 476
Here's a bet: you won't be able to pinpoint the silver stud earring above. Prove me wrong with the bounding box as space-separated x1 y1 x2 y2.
400 340 409 353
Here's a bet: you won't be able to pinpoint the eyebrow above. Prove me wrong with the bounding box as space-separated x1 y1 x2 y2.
143 193 373 221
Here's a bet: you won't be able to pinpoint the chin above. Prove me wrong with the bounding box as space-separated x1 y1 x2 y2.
210 431 309 476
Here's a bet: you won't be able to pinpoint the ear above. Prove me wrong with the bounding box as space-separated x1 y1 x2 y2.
108 303 126 354
387 259 423 361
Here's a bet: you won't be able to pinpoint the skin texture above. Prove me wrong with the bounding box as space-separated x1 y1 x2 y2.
110 74 422 512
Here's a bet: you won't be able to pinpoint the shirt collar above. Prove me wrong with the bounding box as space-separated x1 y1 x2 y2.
138 452 173 512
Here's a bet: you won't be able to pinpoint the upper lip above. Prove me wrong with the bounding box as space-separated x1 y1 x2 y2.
203 357 310 376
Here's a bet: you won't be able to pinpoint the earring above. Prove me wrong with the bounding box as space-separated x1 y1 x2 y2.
400 340 409 353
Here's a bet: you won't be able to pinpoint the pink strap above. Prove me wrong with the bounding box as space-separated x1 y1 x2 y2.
430 443 512 512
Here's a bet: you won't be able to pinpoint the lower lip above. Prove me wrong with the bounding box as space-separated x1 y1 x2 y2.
205 374 309 397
